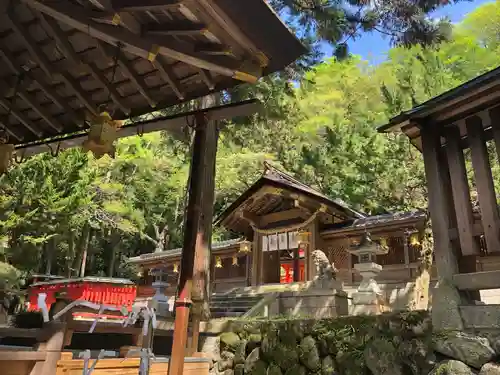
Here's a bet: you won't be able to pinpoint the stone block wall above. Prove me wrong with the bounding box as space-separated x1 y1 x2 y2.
209 311 500 375
269 290 349 318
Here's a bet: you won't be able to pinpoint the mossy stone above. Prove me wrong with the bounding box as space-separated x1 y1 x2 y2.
244 348 262 374
247 333 262 354
233 339 247 365
234 364 245 375
284 364 307 375
220 332 241 352
271 344 299 370
321 355 336 375
267 363 283 375
299 335 321 371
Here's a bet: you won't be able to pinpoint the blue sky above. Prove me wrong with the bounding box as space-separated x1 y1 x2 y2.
322 0 493 64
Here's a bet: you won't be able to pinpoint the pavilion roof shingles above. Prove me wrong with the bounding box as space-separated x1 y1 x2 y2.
0 0 305 148
377 66 500 150
128 237 241 265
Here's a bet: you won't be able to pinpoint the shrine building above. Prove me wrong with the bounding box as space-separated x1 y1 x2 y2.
129 165 431 296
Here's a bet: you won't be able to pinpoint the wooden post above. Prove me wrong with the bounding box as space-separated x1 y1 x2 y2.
293 247 300 282
421 125 466 330
189 95 219 356
403 233 410 268
251 233 260 286
489 105 500 166
168 109 210 375
467 116 500 253
444 126 480 256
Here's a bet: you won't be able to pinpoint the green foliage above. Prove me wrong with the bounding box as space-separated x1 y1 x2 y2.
0 2 499 279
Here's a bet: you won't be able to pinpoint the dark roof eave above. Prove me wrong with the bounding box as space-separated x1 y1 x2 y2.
378 66 500 134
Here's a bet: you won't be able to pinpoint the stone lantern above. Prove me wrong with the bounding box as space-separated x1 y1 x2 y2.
347 232 389 315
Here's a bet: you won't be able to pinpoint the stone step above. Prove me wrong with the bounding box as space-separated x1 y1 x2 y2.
453 270 500 290
460 304 500 329
210 298 260 307
210 311 245 318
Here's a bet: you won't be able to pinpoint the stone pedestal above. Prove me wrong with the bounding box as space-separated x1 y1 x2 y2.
347 233 388 315
151 281 174 316
349 262 385 315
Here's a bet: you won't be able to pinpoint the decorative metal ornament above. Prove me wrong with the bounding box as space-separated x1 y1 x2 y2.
215 256 223 268
410 233 421 246
239 239 251 253
297 230 310 245
82 112 123 158
0 142 14 174
232 256 238 266
173 263 179 273
379 237 388 249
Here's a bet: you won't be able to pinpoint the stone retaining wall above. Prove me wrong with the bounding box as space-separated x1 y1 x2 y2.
207 311 500 375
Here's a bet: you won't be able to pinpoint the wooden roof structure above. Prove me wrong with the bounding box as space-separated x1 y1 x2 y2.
0 0 304 150
378 66 500 151
216 163 365 236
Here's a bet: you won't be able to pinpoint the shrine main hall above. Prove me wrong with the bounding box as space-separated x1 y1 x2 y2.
129 164 436 300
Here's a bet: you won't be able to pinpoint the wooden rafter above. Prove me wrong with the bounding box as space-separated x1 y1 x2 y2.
143 21 207 36
152 56 185 100
22 0 261 83
98 42 157 108
0 98 43 138
198 69 214 91
7 9 99 117
88 0 141 34
110 0 182 12
16 89 63 133
37 12 130 115
0 41 84 128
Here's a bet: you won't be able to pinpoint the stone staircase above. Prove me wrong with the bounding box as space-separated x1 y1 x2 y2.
209 292 263 318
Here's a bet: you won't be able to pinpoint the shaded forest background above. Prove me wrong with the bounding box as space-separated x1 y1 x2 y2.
0 1 499 285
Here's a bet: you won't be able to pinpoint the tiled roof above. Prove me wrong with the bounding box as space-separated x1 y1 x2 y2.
127 238 242 265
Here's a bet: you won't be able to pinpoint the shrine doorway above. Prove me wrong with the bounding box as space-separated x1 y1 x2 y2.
279 248 305 284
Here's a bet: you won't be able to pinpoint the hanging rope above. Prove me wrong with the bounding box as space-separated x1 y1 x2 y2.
241 204 328 235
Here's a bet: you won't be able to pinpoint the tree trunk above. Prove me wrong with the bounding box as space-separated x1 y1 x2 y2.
66 232 75 278
80 227 91 278
107 231 120 277
72 223 90 274
44 238 55 275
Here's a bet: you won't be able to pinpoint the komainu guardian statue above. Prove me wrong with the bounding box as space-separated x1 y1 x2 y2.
311 249 338 289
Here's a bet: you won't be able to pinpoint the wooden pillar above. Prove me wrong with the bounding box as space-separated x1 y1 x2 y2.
169 108 213 375
467 116 500 253
403 233 410 268
251 233 260 286
189 96 219 356
489 105 500 167
421 126 460 279
293 247 300 282
421 124 467 330
444 126 480 256
307 220 319 280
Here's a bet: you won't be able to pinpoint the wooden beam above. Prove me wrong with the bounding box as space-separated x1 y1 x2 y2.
99 42 156 108
466 116 500 253
16 88 64 133
0 42 84 127
8 10 98 117
152 56 184 100
15 99 260 156
38 13 130 115
24 0 260 82
142 21 207 36
489 105 500 168
111 0 182 12
260 208 309 227
6 11 53 77
444 126 480 256
421 125 460 280
198 69 215 91
0 98 43 138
